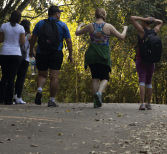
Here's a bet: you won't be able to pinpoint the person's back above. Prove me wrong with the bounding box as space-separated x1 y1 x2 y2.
14 19 32 105
130 15 163 110
1 22 25 55
90 22 110 46
33 17 69 54
75 8 128 108
30 5 73 107
0 10 25 105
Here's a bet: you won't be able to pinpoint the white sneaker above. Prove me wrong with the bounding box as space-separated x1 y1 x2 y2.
15 98 26 104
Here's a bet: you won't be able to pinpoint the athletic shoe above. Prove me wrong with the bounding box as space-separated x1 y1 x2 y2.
94 92 102 107
48 100 59 107
35 91 42 105
139 103 145 110
146 103 152 110
15 98 26 104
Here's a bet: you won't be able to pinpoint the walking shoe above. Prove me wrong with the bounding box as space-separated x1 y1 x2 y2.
94 92 102 107
35 91 42 105
146 103 152 110
139 103 145 110
93 100 99 108
15 98 26 104
48 100 59 107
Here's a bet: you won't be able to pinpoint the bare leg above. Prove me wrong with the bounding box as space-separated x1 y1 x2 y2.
49 69 60 97
37 70 48 89
146 88 152 104
98 80 108 94
140 85 145 103
92 79 99 94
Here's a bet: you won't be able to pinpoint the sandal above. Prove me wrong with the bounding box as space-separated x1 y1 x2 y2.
139 104 145 110
146 103 152 110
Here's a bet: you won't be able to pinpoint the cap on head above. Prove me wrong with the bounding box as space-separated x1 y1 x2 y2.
48 6 63 16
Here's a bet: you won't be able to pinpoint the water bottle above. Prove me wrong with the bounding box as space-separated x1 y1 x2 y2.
30 56 37 75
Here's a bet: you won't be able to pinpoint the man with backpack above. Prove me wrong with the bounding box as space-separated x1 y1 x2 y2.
130 15 163 110
30 5 73 107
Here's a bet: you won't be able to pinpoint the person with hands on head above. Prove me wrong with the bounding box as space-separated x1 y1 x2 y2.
30 5 73 107
75 8 128 108
130 15 163 110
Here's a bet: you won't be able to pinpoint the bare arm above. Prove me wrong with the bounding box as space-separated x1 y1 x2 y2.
0 32 3 43
65 38 73 63
29 34 37 57
130 16 156 39
20 33 26 45
154 18 163 33
28 34 32 42
75 23 93 36
110 25 128 40
130 16 146 33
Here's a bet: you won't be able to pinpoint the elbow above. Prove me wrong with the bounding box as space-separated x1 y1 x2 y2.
75 31 81 36
75 32 79 36
130 16 134 21
161 20 163 25
119 36 125 40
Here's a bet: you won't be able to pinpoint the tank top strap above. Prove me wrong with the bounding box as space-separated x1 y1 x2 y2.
93 22 106 33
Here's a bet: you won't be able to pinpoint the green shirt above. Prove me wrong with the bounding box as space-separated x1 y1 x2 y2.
85 43 111 71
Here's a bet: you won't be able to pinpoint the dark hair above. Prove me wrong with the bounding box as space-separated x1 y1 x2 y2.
143 15 153 24
9 10 21 27
20 19 30 33
95 8 107 21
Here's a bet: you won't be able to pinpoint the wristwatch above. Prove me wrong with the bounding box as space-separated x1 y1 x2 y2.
151 17 153 22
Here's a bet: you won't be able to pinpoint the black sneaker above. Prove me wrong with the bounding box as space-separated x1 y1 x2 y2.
35 91 42 105
48 100 59 107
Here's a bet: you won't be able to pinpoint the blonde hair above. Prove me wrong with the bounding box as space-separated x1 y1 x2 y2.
95 8 107 21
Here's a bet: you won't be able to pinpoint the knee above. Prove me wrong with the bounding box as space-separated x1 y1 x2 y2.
38 72 47 78
146 84 152 88
139 82 145 86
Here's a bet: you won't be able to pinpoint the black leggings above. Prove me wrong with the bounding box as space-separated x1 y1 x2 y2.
0 55 22 104
15 60 29 98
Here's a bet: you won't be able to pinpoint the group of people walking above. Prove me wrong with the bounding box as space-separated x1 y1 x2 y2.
0 5 163 110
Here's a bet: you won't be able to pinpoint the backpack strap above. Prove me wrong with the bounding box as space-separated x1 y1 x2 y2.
143 28 149 41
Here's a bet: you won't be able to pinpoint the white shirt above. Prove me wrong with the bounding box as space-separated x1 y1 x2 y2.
25 33 30 62
0 22 25 55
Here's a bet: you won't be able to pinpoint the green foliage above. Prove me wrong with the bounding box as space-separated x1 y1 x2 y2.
1 0 167 104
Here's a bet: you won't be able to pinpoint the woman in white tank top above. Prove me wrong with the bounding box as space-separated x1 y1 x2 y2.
14 19 32 104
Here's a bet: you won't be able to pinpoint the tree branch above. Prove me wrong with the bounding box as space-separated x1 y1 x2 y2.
17 0 32 12
22 9 48 20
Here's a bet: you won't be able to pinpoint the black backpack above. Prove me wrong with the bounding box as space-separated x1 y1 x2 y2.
38 18 60 54
138 28 162 63
20 33 29 60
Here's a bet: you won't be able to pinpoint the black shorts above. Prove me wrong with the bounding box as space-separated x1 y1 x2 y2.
89 63 110 81
36 51 63 71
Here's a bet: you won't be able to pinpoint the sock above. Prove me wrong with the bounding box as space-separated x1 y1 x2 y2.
50 97 55 102
37 87 42 92
98 92 102 95
14 94 17 99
